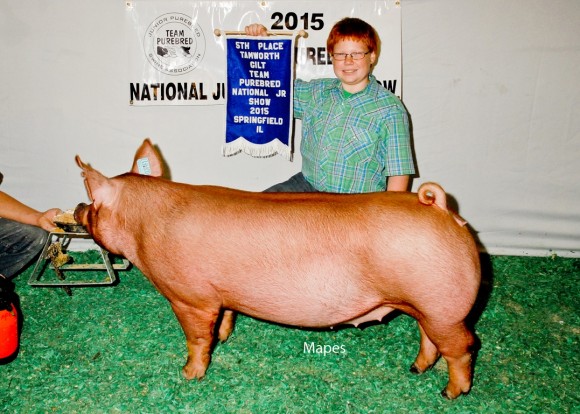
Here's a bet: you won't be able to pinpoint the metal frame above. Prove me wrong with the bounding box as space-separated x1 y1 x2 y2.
28 231 130 288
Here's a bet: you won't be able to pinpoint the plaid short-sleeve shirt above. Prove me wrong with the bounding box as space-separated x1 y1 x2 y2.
294 76 415 193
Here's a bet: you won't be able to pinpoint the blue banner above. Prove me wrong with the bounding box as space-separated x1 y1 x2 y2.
223 36 294 159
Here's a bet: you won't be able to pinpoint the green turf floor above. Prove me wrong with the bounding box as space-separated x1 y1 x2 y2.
1 253 579 413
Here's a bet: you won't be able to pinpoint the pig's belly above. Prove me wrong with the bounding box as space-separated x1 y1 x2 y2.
232 295 395 328
220 259 394 328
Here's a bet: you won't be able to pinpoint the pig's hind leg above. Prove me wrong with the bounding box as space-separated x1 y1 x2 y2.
410 322 440 374
413 319 475 399
170 302 221 380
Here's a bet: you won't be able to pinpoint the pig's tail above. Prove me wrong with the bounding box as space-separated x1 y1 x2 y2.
418 182 448 211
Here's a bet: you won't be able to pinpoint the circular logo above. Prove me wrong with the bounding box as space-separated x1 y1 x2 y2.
143 13 206 76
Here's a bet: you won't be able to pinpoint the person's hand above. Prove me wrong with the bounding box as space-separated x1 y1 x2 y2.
244 24 268 36
38 208 62 232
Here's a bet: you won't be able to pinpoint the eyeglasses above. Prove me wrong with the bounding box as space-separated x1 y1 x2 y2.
331 51 370 61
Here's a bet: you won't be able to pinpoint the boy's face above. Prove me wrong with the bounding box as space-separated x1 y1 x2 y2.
331 38 376 93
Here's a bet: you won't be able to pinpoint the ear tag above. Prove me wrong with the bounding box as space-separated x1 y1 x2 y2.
137 157 152 175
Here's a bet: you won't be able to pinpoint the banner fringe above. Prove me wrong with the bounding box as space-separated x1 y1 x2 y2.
222 138 292 161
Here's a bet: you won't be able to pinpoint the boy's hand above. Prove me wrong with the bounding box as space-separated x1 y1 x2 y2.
244 24 268 36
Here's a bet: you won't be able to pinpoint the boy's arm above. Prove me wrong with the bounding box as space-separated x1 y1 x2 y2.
386 175 409 192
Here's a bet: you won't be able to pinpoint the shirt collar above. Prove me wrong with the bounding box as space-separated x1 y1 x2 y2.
327 74 377 96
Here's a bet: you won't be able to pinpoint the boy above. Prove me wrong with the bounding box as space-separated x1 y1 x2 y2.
245 17 415 193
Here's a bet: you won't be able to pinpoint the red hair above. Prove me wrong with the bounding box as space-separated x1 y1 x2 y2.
326 17 380 54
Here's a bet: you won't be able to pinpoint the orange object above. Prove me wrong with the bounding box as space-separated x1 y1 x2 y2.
0 303 19 359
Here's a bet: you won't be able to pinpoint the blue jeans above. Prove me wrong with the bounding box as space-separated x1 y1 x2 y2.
264 172 319 193
0 218 48 278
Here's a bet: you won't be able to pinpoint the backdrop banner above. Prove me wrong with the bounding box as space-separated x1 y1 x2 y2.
126 0 402 106
223 35 295 159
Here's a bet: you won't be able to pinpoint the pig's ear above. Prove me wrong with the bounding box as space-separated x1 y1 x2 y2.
75 155 111 207
130 138 164 177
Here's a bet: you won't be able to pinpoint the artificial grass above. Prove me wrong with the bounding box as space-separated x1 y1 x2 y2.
1 253 578 413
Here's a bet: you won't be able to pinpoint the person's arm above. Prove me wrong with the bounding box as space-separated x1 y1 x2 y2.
0 191 60 231
386 175 410 192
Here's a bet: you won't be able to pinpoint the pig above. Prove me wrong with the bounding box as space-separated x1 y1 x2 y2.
73 139 481 399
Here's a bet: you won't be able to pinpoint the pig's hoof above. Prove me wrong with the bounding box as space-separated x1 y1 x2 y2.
440 388 467 400
409 363 429 374
182 366 206 381
218 330 232 343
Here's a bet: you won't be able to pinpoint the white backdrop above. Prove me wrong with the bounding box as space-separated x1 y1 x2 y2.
1 0 579 257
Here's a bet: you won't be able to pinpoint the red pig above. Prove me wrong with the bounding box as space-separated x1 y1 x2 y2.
74 139 480 399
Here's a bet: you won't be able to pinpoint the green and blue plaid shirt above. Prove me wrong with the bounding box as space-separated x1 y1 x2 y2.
294 75 415 193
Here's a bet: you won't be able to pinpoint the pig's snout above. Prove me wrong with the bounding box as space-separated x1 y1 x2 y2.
74 203 89 227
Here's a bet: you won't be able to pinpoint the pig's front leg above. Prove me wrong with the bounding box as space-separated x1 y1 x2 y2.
217 310 236 342
170 302 220 379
